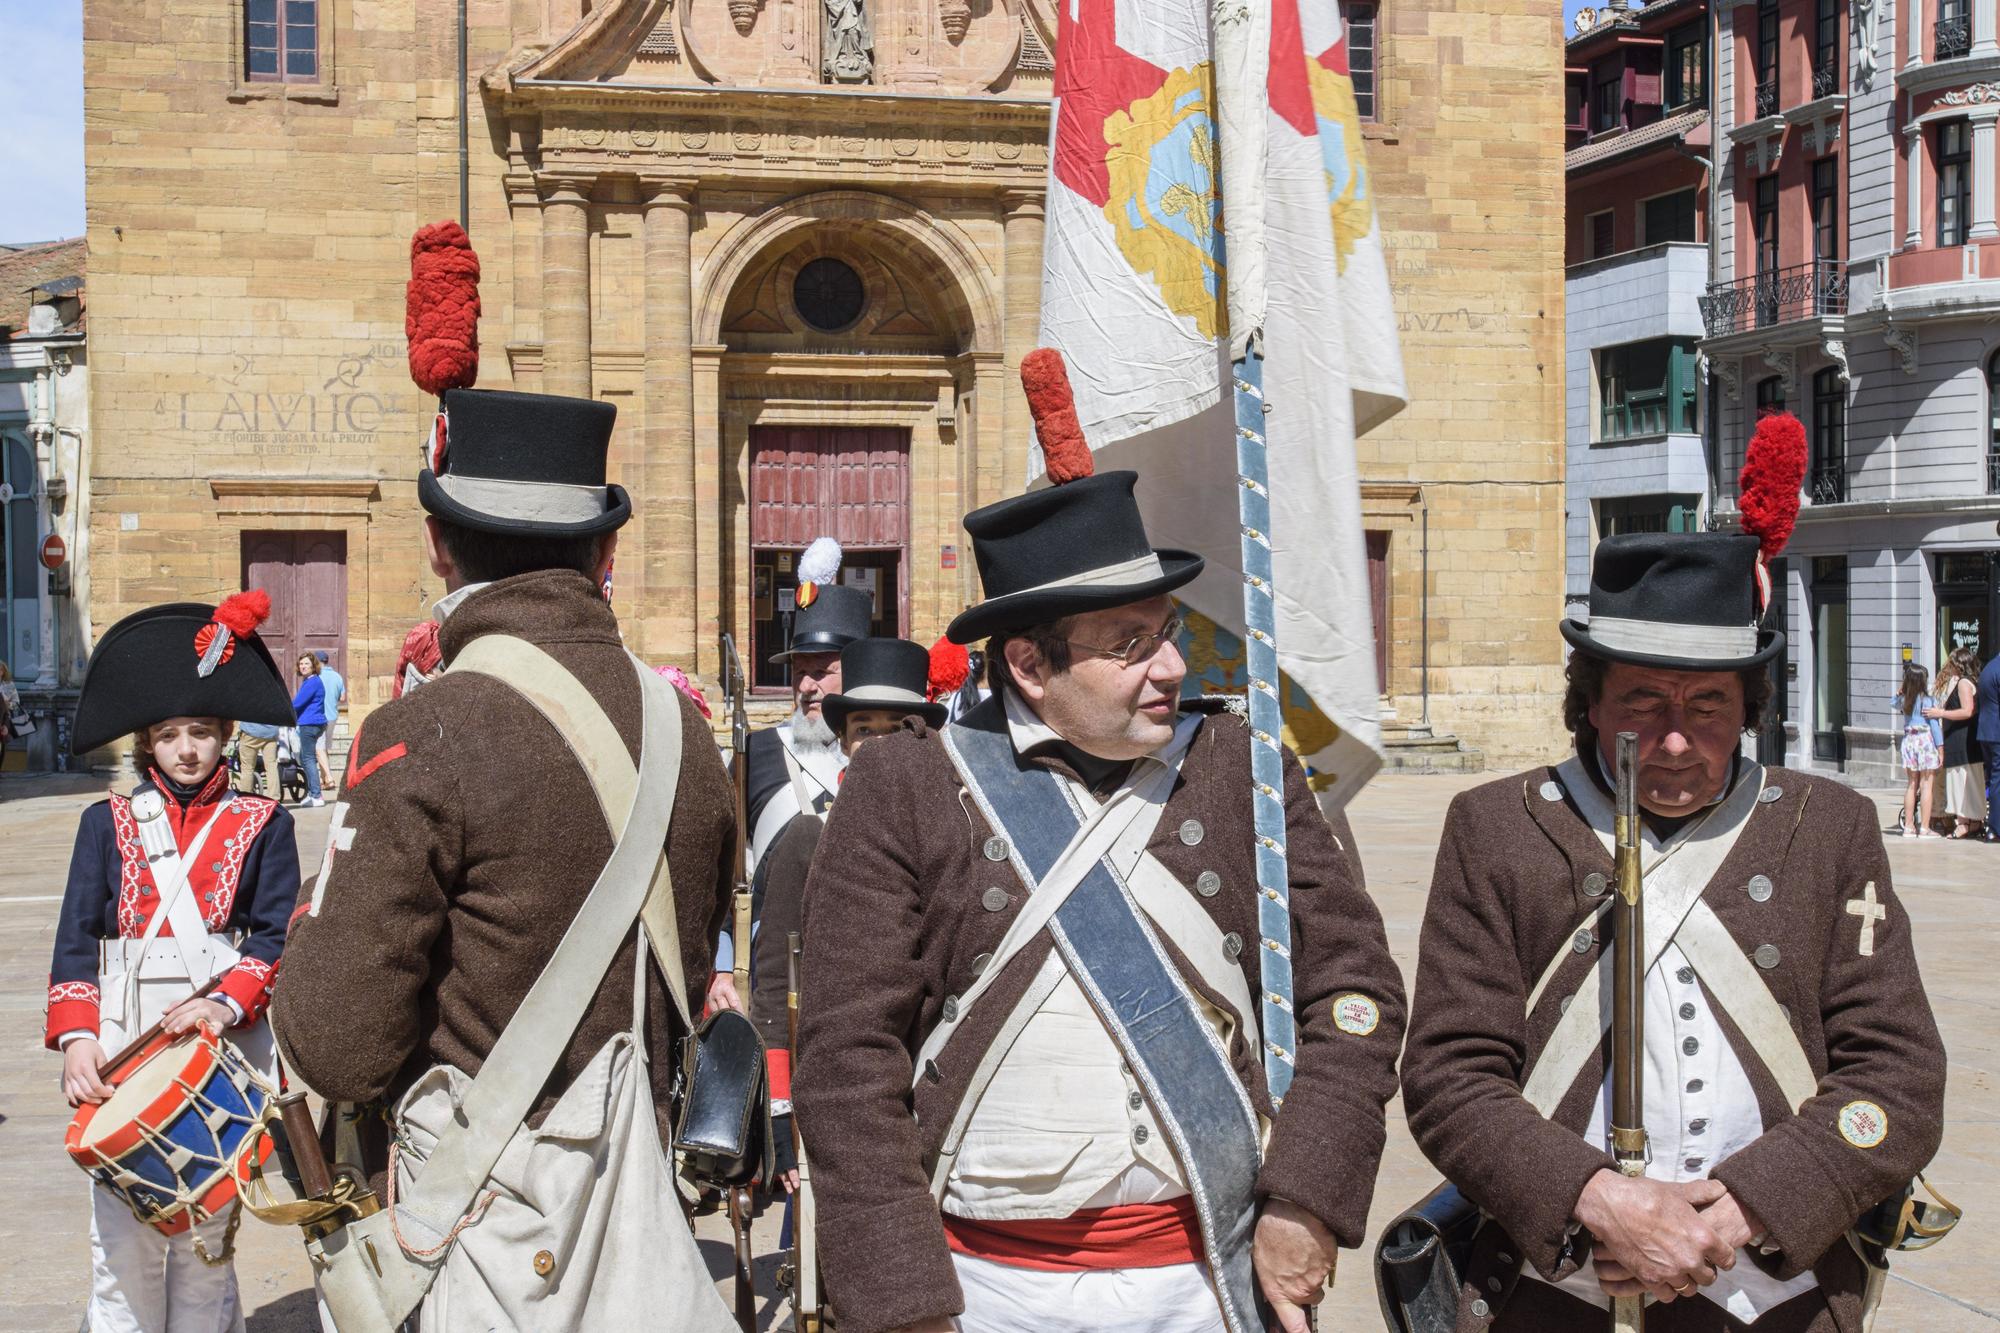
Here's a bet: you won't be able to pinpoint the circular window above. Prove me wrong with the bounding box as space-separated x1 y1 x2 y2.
793 257 866 332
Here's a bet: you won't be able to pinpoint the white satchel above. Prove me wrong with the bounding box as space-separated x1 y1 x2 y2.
303 640 733 1333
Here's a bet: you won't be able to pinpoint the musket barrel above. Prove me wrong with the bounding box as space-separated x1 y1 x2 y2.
1610 731 1647 1332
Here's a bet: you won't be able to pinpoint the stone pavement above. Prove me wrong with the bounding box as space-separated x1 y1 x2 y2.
0 770 1993 1330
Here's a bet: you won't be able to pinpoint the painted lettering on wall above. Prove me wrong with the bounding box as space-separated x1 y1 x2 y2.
150 345 412 456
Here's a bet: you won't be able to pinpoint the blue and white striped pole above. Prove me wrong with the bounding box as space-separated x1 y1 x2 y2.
1232 345 1295 1106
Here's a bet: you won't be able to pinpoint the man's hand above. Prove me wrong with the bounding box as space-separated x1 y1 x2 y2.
61 1039 115 1107
705 971 744 1016
162 996 234 1035
1574 1171 1735 1303
1254 1197 1335 1333
1698 1188 1768 1253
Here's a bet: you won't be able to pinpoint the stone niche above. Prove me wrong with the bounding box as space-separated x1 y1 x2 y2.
674 0 1036 92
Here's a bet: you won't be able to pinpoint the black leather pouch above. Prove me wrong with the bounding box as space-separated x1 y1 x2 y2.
672 1008 774 1188
1375 1182 1486 1333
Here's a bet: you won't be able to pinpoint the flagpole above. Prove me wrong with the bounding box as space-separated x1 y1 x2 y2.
1232 344 1295 1105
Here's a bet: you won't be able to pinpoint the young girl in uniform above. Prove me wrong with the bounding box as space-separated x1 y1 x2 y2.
47 593 300 1332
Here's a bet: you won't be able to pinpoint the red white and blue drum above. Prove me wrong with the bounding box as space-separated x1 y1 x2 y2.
64 1024 276 1235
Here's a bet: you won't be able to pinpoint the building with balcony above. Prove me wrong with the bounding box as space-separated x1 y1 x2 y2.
1564 0 1716 614
1702 0 2000 784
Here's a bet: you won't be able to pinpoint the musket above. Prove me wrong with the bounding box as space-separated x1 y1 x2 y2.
720 632 757 1333
786 930 823 1331
1610 731 1647 1333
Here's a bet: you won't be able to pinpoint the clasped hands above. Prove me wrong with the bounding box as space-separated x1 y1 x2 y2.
58 996 233 1107
1574 1169 1767 1305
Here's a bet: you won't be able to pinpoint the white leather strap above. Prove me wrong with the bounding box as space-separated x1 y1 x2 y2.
927 950 1068 1200
129 797 230 988
1674 901 1819 1112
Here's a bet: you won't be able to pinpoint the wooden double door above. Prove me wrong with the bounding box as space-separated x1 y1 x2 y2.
241 531 348 697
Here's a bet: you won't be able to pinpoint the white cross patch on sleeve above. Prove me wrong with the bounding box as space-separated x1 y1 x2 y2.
1846 881 1886 957
308 803 356 917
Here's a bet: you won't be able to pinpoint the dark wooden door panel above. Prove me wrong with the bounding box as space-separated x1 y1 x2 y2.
240 530 349 699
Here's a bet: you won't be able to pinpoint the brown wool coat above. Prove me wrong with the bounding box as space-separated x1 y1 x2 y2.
271 571 736 1152
1399 763 1947 1333
793 700 1407 1333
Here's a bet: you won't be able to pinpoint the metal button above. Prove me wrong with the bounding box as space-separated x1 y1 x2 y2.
1582 872 1608 898
1779 1004 1792 1024
1688 1118 1708 1135
210 861 223 874
970 952 993 977
1571 929 1593 955
1560 994 1573 1014
1128 1090 1144 1111
923 1059 942 1084
1223 932 1244 959
1682 1036 1700 1056
1179 819 1205 846
1195 870 1222 898
533 1249 555 1278
982 887 1009 912
1759 786 1783 803
1747 874 1774 903
1687 1078 1704 1093
1472 1300 1491 1320
1486 1276 1503 1293
941 996 960 1023
1684 1157 1705 1171
982 835 1009 862
1676 966 1695 985
1754 944 1781 970
1678 1002 1696 1021
1133 1125 1150 1144
1497 1252 1514 1267
1539 780 1564 802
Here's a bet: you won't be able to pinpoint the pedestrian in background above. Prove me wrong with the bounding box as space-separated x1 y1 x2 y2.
291 652 327 807
313 649 345 791
0 661 19 773
234 719 282 798
1896 660 1942 839
1979 648 2000 843
1927 647 1985 839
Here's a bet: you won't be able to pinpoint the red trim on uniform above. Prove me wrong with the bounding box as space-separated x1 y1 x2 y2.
45 994 101 1050
344 741 408 791
766 1047 792 1102
288 901 313 930
216 956 279 1024
942 1197 1204 1272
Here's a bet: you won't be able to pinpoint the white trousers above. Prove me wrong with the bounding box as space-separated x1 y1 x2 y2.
87 1184 244 1333
951 1252 1228 1333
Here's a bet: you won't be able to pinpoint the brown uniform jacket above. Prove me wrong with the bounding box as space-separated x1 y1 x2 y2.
272 571 735 1150
750 816 820 1051
794 699 1406 1333
1399 760 1947 1333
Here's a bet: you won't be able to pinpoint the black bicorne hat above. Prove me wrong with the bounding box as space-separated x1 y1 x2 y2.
1561 532 1785 672
946 471 1202 645
71 600 296 755
418 387 630 538
771 584 874 663
822 637 949 731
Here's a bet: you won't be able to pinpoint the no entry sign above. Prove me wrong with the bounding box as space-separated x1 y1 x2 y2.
40 534 66 570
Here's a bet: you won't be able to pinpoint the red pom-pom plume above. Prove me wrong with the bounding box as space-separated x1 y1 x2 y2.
1739 412 1807 561
214 589 272 637
392 620 443 699
927 634 971 702
1022 347 1094 485
406 222 482 397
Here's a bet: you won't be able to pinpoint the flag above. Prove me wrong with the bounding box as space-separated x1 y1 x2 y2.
1035 0 1407 809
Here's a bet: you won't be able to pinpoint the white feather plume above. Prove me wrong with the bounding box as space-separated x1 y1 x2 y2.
798 536 843 586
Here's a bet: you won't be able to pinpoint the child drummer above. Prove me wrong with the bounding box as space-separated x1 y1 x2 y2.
46 593 300 1333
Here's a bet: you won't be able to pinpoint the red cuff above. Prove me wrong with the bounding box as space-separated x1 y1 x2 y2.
215 957 279 1025
767 1047 793 1103
45 981 101 1050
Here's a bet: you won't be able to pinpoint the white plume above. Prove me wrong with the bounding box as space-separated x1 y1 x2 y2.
798 536 843 585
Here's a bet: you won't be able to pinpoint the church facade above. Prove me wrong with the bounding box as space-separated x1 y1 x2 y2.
81 0 1567 766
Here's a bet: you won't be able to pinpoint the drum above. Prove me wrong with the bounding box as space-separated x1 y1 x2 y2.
65 1023 277 1235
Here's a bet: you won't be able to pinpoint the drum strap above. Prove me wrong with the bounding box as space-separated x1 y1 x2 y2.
129 795 231 989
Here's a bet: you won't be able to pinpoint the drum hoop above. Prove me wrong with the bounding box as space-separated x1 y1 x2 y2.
65 1027 221 1163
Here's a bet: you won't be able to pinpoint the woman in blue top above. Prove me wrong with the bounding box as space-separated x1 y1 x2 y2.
1896 660 1943 837
291 652 328 807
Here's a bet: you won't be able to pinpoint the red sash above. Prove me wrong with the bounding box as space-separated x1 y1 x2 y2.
943 1197 1203 1272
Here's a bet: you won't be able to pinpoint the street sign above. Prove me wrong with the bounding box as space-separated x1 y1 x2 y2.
39 534 66 570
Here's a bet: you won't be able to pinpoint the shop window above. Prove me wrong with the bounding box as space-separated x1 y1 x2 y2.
1598 339 1700 440
1987 348 2000 492
1811 555 1848 764
1 434 38 679
245 0 318 82
1935 551 1995 665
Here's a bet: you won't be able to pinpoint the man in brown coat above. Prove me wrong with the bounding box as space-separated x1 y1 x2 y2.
1400 531 1948 1331
795 470 1405 1333
273 388 734 1175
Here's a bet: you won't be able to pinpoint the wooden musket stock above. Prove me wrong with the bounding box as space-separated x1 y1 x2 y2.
1611 732 1647 1333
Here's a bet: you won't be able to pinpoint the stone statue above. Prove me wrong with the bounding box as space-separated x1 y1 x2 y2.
1854 0 1878 89
823 0 872 82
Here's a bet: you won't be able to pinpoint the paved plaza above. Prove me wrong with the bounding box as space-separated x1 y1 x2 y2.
0 770 1993 1331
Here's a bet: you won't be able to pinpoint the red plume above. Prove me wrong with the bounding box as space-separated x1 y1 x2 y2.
214 589 272 637
927 634 971 701
1022 347 1094 484
406 221 481 396
1738 411 1807 561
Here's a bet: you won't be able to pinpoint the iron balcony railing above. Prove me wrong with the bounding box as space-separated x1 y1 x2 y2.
1809 463 1848 504
1937 14 1971 59
1699 260 1848 337
1812 62 1839 98
1755 76 1779 117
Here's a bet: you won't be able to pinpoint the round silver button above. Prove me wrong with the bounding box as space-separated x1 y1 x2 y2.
941 996 960 1023
1560 994 1573 1013
1472 1300 1492 1320
1679 1002 1696 1020
1758 786 1783 803
1179 819 1205 847
1754 943 1781 970
1128 1090 1144 1110
1133 1125 1150 1144
1539 780 1564 802
982 835 1009 862
1223 932 1244 959
1682 1036 1700 1056
1571 929 1593 955
971 952 993 977
209 861 224 874
1582 872 1608 898
1195 870 1222 897
1486 1276 1503 1294
1747 874 1774 902
981 887 1009 912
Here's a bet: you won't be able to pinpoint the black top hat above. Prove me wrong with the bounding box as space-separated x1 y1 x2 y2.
72 599 297 754
1561 533 1784 672
418 388 630 538
772 584 874 663
822 638 949 731
946 471 1202 645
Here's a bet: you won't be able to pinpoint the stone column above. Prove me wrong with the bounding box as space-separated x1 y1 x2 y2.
539 175 594 399
1976 0 1998 58
692 345 727 682
999 190 1046 500
641 177 699 664
1909 0 1925 65
1970 108 2000 239
1904 125 1925 247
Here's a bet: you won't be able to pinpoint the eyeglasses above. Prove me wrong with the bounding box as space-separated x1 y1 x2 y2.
1065 615 1186 669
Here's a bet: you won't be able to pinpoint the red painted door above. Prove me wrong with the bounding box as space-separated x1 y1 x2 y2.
242 531 349 696
1366 530 1389 694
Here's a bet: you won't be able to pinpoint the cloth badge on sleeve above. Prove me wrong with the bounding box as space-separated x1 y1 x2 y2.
1331 993 1381 1036
1838 1100 1888 1149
